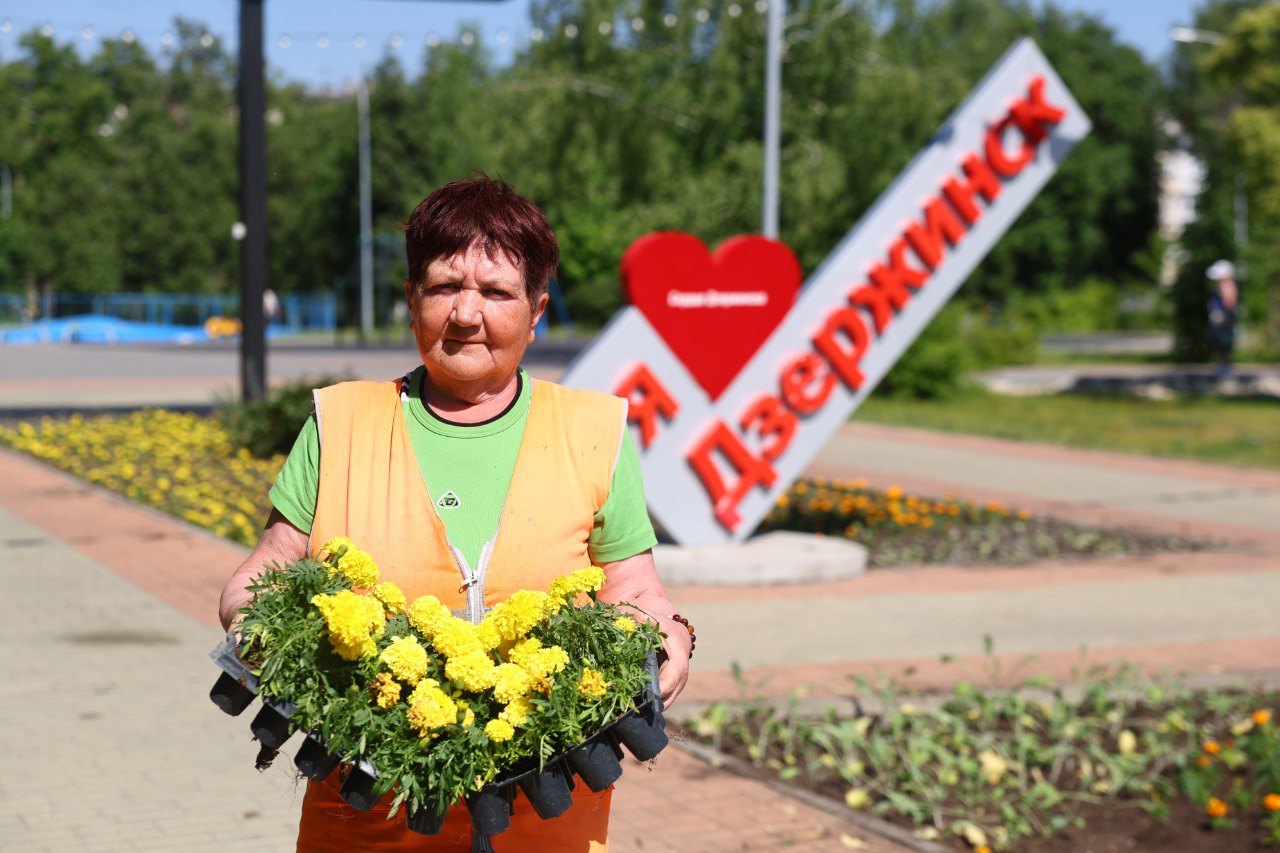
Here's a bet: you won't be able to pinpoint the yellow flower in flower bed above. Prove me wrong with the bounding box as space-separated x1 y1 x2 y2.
370 673 402 709
320 537 379 589
444 650 497 691
406 679 458 737
578 668 609 700
549 566 606 603
312 589 386 660
380 636 430 685
485 718 515 742
486 590 551 640
500 695 532 727
407 595 451 637
432 617 484 659
493 663 534 703
373 582 407 615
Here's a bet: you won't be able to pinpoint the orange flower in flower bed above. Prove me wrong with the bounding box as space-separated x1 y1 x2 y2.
1203 739 1221 755
1206 797 1228 818
1196 753 1213 769
1254 709 1272 725
1263 793 1280 812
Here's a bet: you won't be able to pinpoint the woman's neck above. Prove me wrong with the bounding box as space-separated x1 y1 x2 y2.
421 370 520 424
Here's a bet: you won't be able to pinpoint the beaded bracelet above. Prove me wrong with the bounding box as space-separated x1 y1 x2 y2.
670 613 696 659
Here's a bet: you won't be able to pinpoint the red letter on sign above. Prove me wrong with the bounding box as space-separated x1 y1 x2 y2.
779 352 837 415
739 395 797 461
942 154 1002 224
850 285 893 333
867 238 930 309
614 363 679 449
1009 76 1066 145
985 115 1034 177
813 306 870 391
904 195 968 269
687 420 778 531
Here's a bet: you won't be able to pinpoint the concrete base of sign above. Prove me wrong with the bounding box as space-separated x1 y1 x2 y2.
653 531 867 586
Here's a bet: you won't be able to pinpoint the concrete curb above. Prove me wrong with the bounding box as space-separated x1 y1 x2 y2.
654 531 867 586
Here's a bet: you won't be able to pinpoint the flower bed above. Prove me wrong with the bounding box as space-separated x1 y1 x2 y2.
759 477 1209 568
0 415 1209 566
0 410 278 546
686 667 1280 850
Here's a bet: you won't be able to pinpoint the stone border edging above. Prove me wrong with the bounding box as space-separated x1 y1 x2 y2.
672 737 948 853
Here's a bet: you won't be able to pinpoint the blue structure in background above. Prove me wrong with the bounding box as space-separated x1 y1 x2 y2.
0 292 337 345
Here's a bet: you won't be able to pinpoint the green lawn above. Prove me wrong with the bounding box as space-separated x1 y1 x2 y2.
857 390 1280 470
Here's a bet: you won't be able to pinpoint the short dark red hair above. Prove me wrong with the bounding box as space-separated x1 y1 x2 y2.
403 176 558 302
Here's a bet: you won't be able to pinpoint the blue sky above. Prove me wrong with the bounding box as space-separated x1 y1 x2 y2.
1 0 1205 88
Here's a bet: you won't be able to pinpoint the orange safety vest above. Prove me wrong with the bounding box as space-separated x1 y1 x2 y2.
298 375 627 852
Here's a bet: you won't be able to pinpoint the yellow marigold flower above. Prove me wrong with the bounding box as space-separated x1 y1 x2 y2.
370 672 402 709
333 547 379 589
500 696 532 727
1264 793 1280 812
432 617 483 659
1205 797 1228 818
320 536 356 558
493 663 534 704
475 619 502 651
885 486 903 500
1202 739 1221 755
373 582 407 615
549 566 606 602
578 668 609 700
444 650 497 691
380 636 430 685
312 590 386 661
408 595 452 637
485 718 515 742
1254 709 1272 726
406 680 457 737
615 617 637 634
488 590 551 641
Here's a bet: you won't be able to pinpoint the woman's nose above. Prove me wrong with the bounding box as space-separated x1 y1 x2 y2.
451 289 482 325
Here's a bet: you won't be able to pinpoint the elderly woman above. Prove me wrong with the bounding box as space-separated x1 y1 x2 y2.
219 177 691 851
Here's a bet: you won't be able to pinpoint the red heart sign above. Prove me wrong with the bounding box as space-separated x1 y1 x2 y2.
621 232 801 400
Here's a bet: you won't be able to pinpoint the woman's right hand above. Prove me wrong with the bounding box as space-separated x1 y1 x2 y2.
219 509 309 631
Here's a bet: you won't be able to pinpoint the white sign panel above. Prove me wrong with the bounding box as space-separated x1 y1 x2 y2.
562 39 1091 546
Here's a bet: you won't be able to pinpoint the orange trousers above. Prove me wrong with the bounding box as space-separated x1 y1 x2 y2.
296 772 611 852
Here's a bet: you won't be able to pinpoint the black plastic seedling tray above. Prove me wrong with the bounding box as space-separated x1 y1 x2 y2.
209 636 668 841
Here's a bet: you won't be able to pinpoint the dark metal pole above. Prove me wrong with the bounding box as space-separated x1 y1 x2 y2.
239 0 268 402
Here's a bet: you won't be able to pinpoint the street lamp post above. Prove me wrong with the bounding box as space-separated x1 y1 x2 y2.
239 0 268 403
762 0 782 239
356 75 374 341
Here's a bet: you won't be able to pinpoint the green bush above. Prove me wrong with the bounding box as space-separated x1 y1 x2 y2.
218 376 350 458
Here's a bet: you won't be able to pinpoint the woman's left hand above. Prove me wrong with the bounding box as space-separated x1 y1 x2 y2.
598 550 692 709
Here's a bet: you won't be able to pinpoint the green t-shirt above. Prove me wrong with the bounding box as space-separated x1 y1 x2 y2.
269 367 656 570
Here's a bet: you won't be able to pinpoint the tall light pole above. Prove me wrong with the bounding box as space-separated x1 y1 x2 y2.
239 0 268 402
762 0 783 238
1169 26 1247 270
356 75 374 340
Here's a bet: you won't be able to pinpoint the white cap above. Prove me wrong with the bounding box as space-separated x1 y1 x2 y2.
1207 259 1235 280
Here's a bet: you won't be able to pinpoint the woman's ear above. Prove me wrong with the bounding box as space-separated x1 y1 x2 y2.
528 292 549 342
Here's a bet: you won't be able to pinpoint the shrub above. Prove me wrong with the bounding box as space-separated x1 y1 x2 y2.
218 375 350 458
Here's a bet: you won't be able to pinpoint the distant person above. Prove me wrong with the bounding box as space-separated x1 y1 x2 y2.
1206 260 1238 380
263 288 281 325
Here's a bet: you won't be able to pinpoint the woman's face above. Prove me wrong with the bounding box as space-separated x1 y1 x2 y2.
406 243 547 393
